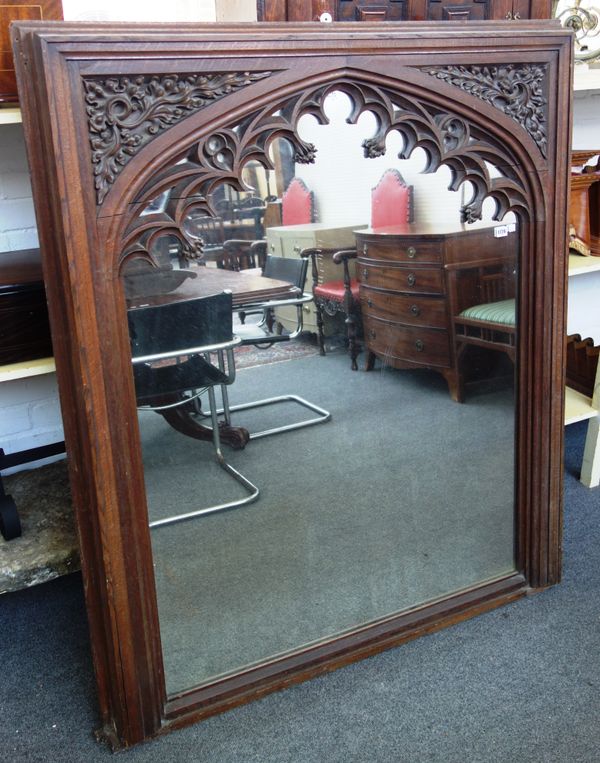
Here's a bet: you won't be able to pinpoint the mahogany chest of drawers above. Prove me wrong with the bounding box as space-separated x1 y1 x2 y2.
354 223 517 398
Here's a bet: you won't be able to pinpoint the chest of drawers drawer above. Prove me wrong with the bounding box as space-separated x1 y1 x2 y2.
363 315 451 367
0 283 53 365
357 263 444 295
360 238 442 264
359 288 447 329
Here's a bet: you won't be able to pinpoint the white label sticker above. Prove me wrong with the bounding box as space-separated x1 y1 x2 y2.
494 225 509 238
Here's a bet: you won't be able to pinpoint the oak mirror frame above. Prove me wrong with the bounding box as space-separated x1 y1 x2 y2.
12 21 571 749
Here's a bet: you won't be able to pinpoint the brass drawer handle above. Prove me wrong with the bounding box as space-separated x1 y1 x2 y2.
369 329 376 339
362 268 369 280
410 304 420 316
270 243 275 252
363 244 368 255
293 245 301 253
367 298 373 308
407 273 416 287
415 339 424 352
407 246 417 259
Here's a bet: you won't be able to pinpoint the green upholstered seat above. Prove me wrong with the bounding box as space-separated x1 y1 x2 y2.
459 298 516 326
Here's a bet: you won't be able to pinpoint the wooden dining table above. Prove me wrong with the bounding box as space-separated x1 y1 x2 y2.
127 264 300 450
126 264 299 310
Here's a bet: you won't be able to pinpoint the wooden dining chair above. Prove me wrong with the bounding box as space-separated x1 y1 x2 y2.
312 168 413 369
449 260 517 402
281 177 315 225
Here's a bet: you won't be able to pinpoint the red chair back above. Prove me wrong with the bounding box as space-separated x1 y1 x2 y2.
371 169 413 229
282 177 314 226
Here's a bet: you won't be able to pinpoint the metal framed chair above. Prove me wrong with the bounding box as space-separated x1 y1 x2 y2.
222 254 331 440
128 291 259 528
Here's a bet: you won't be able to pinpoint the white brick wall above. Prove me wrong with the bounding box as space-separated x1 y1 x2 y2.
0 125 38 253
0 374 64 475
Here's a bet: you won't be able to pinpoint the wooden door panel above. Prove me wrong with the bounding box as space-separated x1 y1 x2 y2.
257 0 551 19
426 0 491 20
337 0 407 21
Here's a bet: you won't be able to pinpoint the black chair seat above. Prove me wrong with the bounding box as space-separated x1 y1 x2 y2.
134 355 229 403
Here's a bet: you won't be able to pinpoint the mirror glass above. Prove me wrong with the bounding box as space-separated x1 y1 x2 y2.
122 89 519 695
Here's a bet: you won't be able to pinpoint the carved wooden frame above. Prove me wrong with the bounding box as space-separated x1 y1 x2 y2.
12 21 572 749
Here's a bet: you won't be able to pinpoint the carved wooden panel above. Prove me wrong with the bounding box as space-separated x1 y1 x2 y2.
0 0 61 101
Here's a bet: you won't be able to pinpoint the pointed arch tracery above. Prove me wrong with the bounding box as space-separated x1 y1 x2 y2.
102 72 540 273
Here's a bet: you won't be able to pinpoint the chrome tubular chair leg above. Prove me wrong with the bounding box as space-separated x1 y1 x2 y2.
226 395 331 440
149 385 259 529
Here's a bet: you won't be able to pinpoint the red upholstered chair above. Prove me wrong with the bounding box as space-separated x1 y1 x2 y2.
281 177 315 226
313 169 413 369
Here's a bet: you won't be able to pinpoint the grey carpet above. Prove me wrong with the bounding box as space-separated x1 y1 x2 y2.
140 351 515 692
1 384 599 761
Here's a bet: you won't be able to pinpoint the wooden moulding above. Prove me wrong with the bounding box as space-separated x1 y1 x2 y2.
11 21 572 749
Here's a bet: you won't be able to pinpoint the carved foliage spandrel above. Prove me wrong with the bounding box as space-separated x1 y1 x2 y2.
419 64 548 157
84 72 272 205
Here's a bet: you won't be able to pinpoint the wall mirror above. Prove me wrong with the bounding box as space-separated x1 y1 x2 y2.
12 21 571 748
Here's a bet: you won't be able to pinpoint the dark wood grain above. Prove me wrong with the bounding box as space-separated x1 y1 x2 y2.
10 21 571 749
0 0 62 101
0 248 42 285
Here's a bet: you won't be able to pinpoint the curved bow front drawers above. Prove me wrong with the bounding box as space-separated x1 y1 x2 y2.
355 223 517 400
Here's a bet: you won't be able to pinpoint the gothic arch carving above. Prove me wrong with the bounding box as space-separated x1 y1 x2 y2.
100 69 542 274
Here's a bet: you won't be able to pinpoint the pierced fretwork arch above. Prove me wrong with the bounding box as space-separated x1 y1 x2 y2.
111 73 536 272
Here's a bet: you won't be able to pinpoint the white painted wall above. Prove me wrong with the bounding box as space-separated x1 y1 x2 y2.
295 90 508 229
61 0 255 22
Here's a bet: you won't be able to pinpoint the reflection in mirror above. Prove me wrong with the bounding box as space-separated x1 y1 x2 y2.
122 88 519 695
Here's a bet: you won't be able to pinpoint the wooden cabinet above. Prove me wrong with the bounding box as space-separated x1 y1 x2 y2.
355 223 517 398
0 248 52 364
266 221 365 333
1 1 62 102
257 0 552 21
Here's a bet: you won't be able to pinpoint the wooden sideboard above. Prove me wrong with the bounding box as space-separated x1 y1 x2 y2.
355 223 517 399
